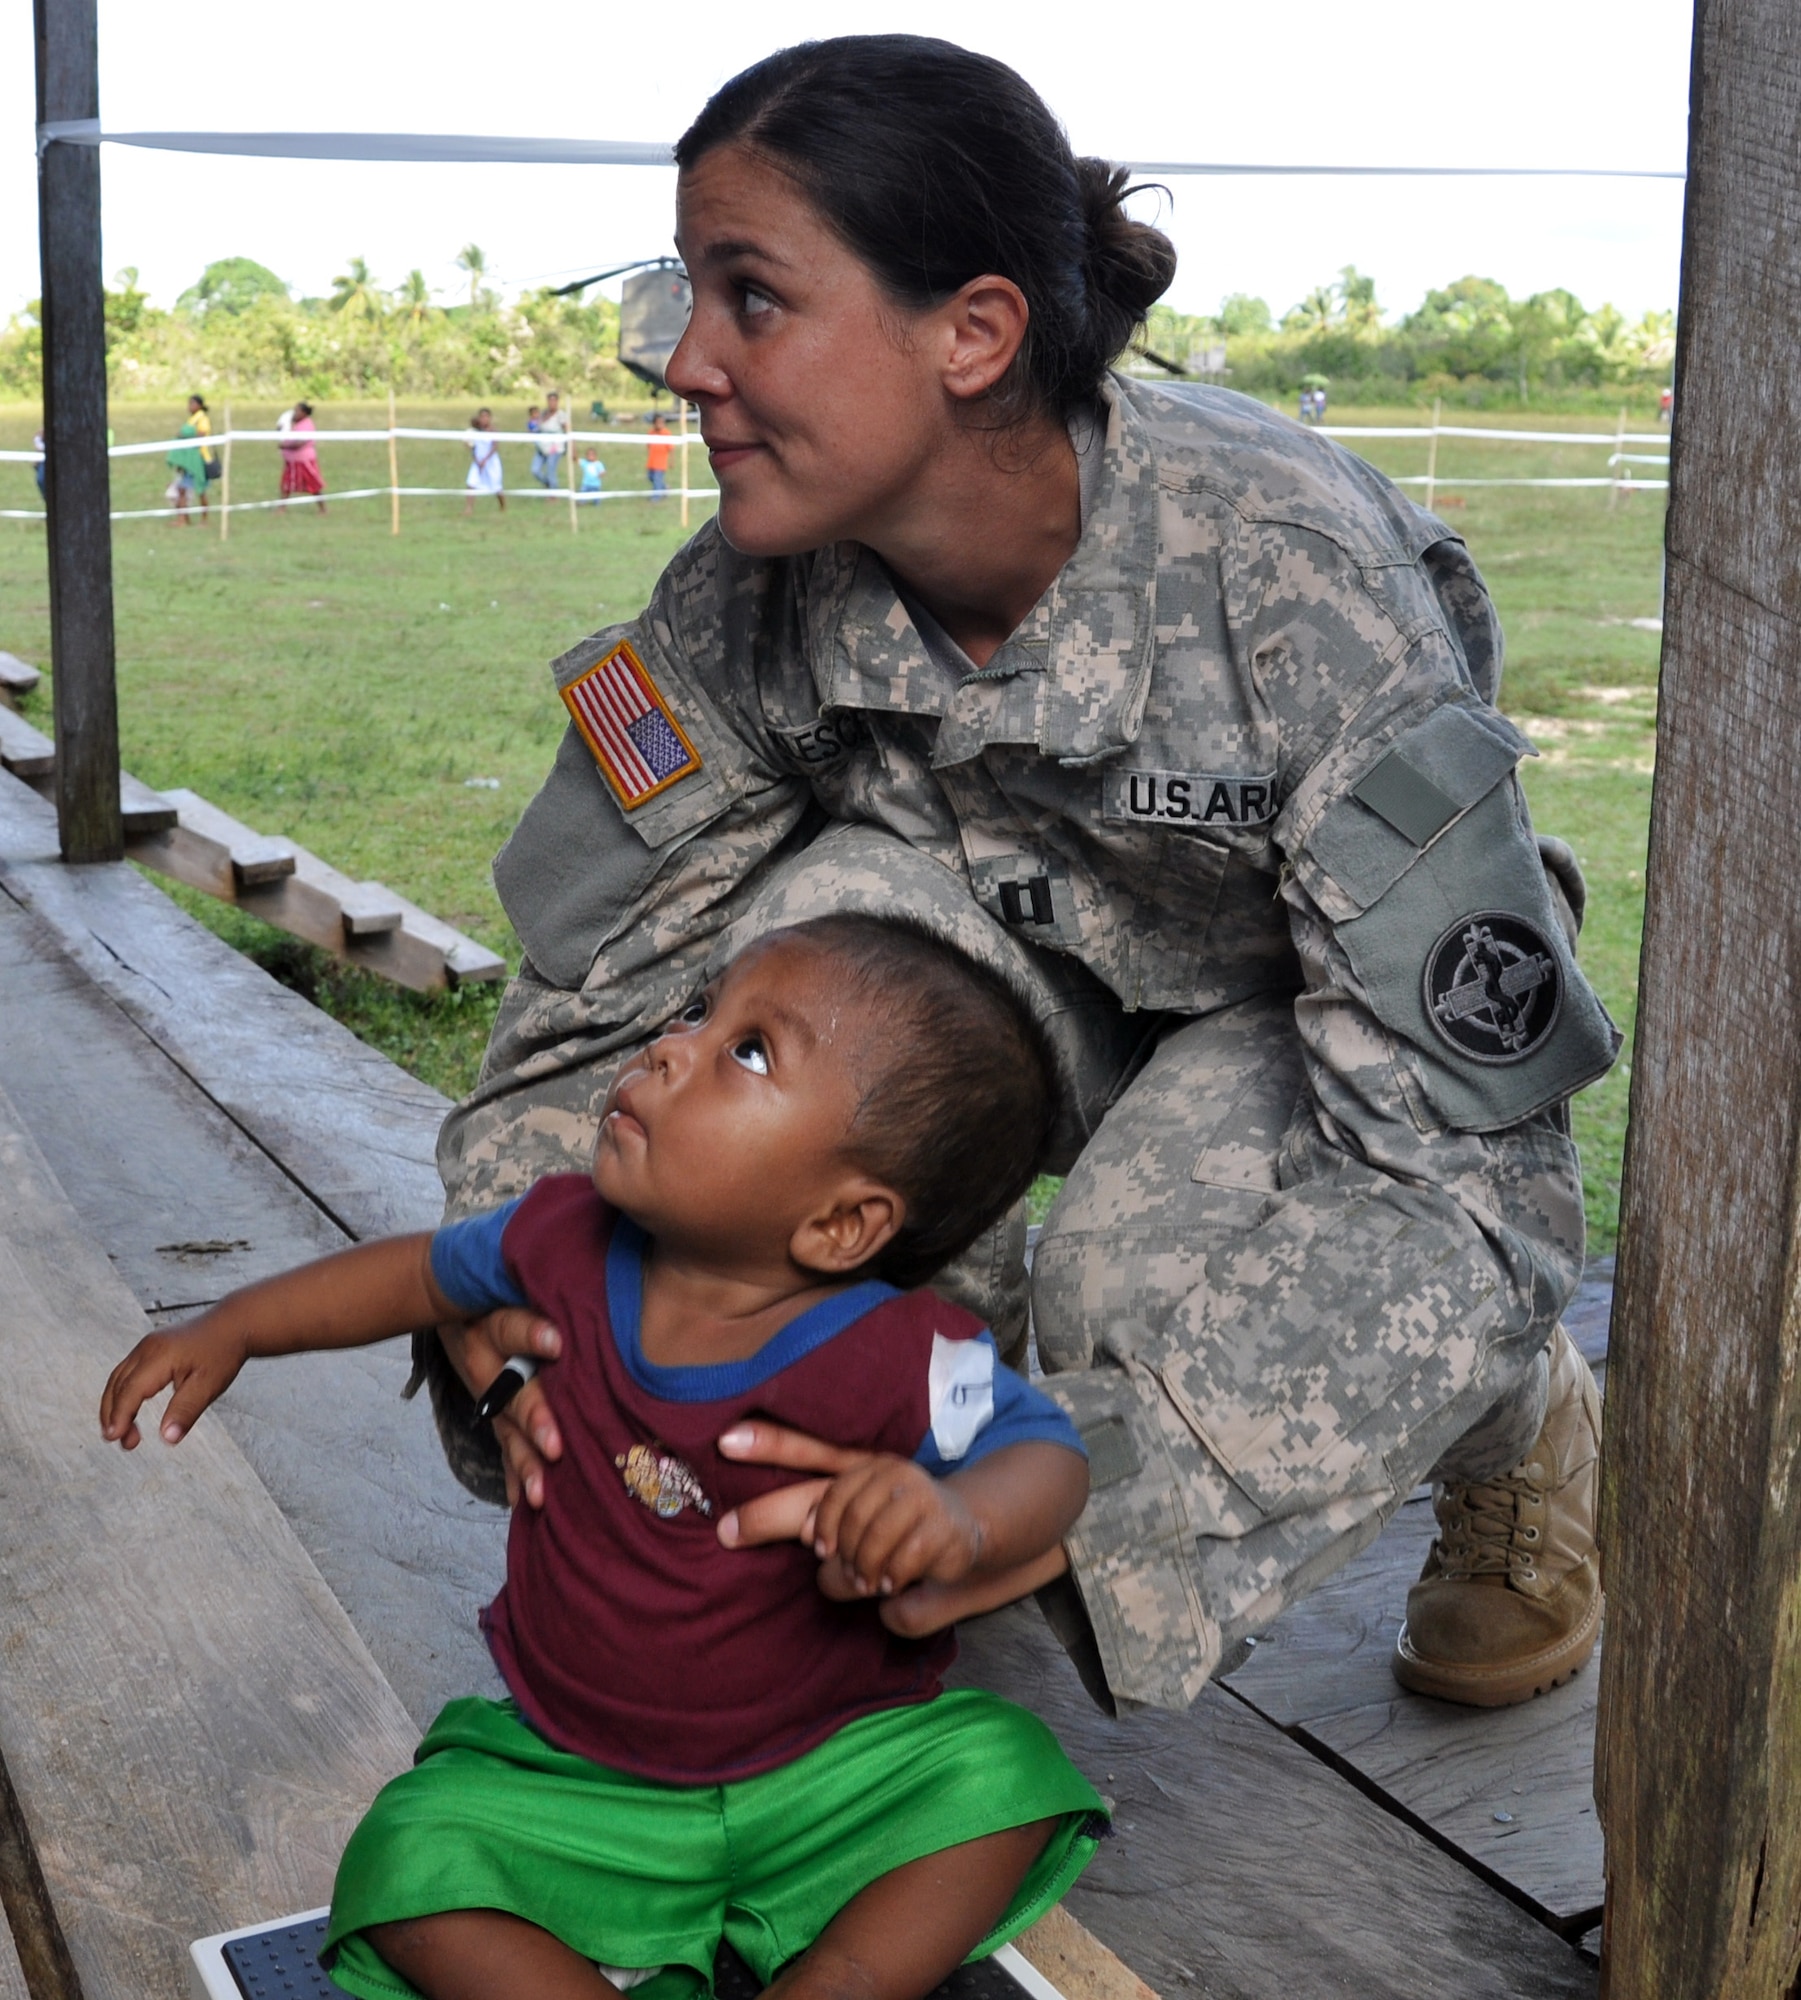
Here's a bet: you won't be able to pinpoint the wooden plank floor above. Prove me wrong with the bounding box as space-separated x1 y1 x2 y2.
954 1608 1596 2000
0 1085 420 2000
0 801 1601 1998
1224 1285 1612 1936
1224 1499 1603 1930
0 1904 25 2000
0 786 509 1732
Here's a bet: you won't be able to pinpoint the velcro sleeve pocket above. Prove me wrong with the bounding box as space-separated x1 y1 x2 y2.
1306 701 1532 912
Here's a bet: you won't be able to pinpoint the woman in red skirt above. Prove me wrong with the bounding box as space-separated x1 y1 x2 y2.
277 400 326 515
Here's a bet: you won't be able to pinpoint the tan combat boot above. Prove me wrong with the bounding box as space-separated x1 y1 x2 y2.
1392 1323 1602 1706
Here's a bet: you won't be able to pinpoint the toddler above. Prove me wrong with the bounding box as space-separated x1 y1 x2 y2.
102 915 1103 2000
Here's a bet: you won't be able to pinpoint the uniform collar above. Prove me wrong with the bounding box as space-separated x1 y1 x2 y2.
813 379 1161 768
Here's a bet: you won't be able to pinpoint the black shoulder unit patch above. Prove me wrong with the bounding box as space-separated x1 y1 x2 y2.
1423 912 1563 1065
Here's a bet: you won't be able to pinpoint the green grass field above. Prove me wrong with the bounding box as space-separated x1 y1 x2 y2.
0 397 1661 1250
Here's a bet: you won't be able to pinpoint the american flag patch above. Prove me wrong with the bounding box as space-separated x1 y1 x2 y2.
561 641 703 808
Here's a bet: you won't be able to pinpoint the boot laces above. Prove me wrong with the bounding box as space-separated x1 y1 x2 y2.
1436 1462 1546 1580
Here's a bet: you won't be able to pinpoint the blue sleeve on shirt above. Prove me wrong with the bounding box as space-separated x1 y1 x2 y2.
429 1200 530 1316
912 1329 1085 1475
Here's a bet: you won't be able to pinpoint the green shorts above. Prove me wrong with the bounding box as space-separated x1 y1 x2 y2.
325 1692 1106 2000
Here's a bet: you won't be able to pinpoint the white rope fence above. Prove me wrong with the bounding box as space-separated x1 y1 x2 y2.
1319 407 1671 505
0 414 1670 523
0 418 712 528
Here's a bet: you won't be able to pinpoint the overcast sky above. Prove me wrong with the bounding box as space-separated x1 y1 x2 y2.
6 0 1692 329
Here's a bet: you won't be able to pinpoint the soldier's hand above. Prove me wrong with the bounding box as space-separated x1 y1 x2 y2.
100 1317 249 1449
714 1419 866 1554
715 1422 981 1599
438 1311 564 1509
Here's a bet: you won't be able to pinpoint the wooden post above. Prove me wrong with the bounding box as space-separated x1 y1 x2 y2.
1609 405 1629 509
218 397 231 541
33 0 122 863
1424 396 1441 515
1595 0 1801 1992
566 395 578 533
387 384 400 536
679 398 691 528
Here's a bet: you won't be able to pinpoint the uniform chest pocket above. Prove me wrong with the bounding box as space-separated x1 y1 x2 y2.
1125 827 1232 1012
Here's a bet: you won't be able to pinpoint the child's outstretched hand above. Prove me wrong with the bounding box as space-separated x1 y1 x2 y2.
100 1317 248 1449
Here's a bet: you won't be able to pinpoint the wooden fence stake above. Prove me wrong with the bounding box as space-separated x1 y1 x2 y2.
33 0 122 864
1596 0 1801 1990
219 398 231 540
566 395 579 533
1609 405 1628 509
1424 396 1441 514
387 384 401 536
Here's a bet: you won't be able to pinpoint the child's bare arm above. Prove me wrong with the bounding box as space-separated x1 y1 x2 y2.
99 1234 459 1449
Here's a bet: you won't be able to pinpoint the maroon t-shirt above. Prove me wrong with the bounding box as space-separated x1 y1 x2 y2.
456 1177 1017 1783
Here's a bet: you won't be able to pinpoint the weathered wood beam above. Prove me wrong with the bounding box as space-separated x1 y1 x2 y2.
1595 1 1801 1992
33 0 121 863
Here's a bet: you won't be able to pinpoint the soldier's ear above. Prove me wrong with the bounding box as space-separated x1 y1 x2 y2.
791 1181 904 1277
933 276 1031 406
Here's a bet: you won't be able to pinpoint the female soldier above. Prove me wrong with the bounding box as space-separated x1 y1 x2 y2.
424 35 1617 1714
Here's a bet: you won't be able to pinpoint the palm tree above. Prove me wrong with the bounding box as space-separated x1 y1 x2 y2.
396 269 435 329
329 256 385 323
455 244 488 309
1334 265 1383 333
1285 284 1336 335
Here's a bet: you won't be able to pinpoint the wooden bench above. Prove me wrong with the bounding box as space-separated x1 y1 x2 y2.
0 718 504 990
0 1081 420 1999
0 651 40 712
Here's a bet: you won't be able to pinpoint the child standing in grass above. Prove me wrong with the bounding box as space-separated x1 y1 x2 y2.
463 408 506 516
102 915 1103 2000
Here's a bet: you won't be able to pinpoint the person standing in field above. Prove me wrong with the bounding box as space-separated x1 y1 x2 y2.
277 400 327 516
535 390 571 490
165 395 211 526
579 446 606 504
192 395 219 512
464 407 507 516
645 412 672 498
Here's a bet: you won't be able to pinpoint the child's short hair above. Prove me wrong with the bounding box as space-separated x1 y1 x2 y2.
776 914 1057 1289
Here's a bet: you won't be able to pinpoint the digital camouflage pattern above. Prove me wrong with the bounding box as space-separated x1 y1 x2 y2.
423 376 1617 1711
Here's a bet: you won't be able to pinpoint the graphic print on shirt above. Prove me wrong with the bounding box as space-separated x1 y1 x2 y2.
616 1441 715 1519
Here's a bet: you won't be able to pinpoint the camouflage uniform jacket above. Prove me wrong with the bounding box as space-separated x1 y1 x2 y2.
450 375 1618 1707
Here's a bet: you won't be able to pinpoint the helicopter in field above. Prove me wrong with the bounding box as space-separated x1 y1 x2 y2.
551 258 691 394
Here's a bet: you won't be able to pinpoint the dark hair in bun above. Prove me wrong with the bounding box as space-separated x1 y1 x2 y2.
675 36 1176 421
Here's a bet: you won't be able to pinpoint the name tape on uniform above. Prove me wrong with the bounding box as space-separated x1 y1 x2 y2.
562 640 703 810
769 717 854 771
1104 767 1278 831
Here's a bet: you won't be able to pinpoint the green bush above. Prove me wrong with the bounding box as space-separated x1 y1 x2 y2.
0 260 645 405
1139 267 1674 412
